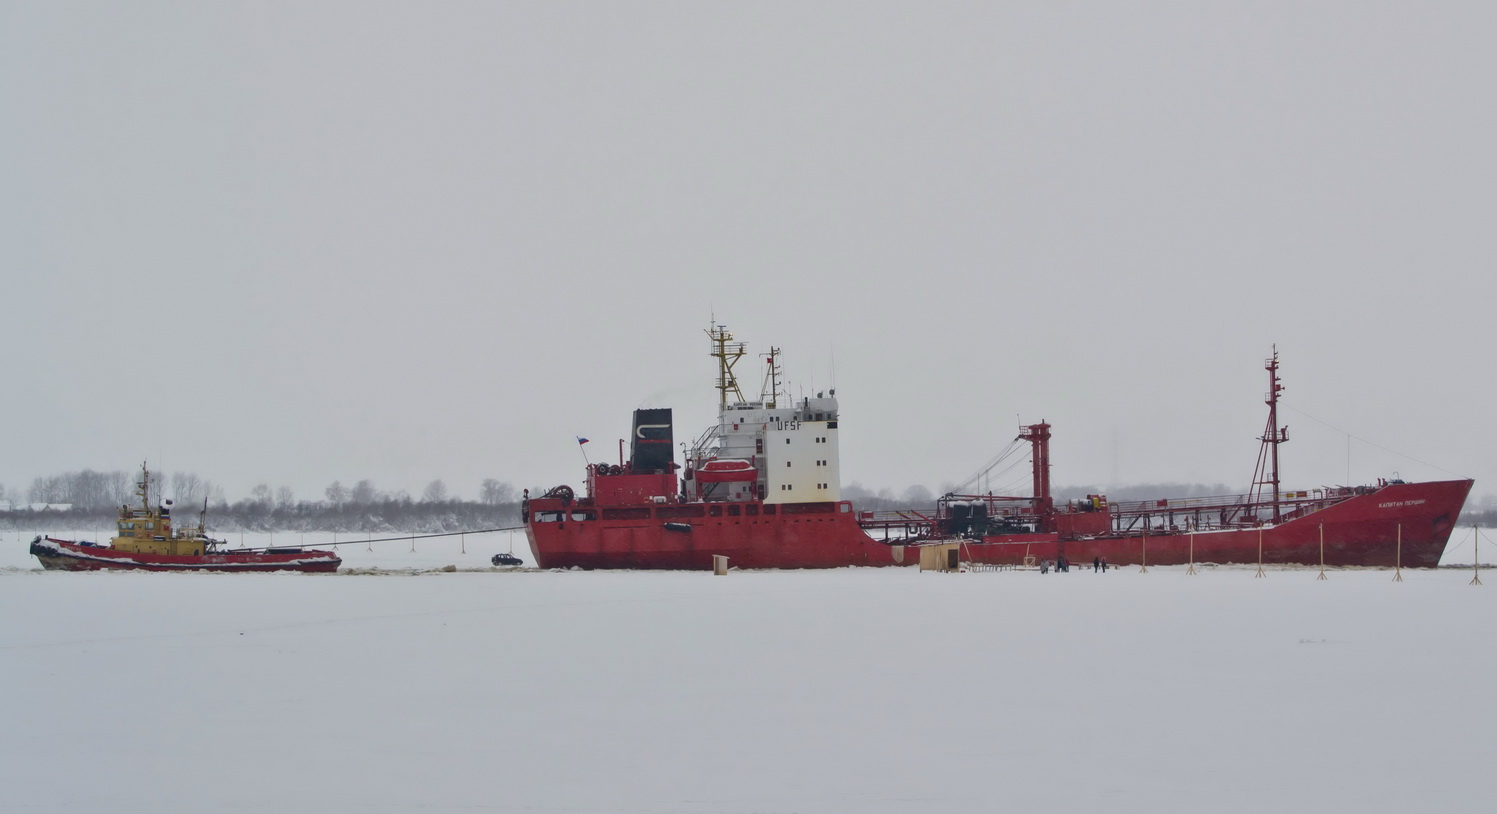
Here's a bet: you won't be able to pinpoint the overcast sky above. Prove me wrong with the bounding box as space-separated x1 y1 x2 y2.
3 1 1493 506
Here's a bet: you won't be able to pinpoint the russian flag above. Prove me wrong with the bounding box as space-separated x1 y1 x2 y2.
577 437 590 445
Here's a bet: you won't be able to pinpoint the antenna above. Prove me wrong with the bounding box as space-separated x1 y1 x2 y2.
830 344 836 393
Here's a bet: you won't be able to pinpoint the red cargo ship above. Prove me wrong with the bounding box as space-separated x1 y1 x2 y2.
524 330 1471 570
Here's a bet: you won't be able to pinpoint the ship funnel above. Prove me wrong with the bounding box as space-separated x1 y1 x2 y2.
631 408 674 474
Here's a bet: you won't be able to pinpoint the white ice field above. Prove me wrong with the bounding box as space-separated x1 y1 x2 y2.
2 528 1492 813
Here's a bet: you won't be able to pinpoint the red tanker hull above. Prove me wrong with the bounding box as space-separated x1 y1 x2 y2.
31 536 343 573
964 479 1472 568
526 479 1471 570
525 501 916 570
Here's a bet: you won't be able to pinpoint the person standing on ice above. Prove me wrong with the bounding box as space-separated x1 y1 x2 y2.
1093 556 1100 573
1101 557 1108 573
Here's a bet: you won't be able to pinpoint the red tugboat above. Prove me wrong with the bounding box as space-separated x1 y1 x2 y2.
30 464 341 573
524 330 1471 570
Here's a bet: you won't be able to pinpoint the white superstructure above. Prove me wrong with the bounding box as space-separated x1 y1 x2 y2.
686 325 842 504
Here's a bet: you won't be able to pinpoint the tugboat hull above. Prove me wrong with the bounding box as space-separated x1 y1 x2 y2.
30 536 342 573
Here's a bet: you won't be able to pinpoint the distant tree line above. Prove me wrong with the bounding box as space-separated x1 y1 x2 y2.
2 498 521 535
19 469 146 509
12 468 227 510
840 482 935 512
1 469 525 534
1462 506 1497 528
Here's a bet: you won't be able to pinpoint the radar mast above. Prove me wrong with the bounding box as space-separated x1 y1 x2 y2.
707 323 746 408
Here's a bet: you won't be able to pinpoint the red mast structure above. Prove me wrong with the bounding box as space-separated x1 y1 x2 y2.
1021 422 1054 520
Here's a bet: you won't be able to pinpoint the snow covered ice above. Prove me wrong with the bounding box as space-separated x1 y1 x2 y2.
2 531 1493 813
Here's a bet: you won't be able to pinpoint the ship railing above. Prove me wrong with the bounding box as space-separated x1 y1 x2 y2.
1109 493 1252 516
964 562 1017 572
1108 491 1333 516
1106 490 1343 533
858 508 939 523
857 509 940 541
687 423 723 463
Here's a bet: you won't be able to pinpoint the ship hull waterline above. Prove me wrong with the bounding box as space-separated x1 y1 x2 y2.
31 537 342 573
525 480 1471 570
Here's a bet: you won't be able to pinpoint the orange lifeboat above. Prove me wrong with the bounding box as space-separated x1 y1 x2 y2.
694 458 757 483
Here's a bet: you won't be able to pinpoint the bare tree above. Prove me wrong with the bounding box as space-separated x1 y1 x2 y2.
28 475 65 504
71 470 100 508
172 472 207 506
106 471 131 506
250 483 273 505
350 479 379 504
325 481 348 507
22 469 137 509
422 479 449 503
901 484 934 505
479 478 516 505
276 486 295 509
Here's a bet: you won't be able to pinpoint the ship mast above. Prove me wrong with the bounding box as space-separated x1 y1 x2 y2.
1250 347 1289 523
134 462 151 516
707 323 746 408
760 346 782 408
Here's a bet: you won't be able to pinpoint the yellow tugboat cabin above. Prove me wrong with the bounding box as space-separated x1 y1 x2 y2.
109 463 212 557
